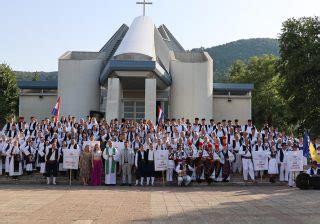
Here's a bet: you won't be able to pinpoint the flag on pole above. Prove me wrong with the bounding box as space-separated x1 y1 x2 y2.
51 97 61 123
303 132 310 159
157 105 164 124
303 132 320 163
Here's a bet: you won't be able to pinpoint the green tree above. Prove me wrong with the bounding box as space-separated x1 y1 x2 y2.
278 17 320 136
228 55 291 129
0 64 19 125
32 71 40 81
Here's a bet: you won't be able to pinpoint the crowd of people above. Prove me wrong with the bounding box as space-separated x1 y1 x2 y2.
0 116 319 187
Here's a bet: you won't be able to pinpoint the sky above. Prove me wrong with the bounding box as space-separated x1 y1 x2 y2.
0 0 319 72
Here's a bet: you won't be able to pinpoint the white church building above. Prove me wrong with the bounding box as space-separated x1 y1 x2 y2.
18 14 253 124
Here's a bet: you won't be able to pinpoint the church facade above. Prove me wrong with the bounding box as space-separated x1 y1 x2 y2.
18 16 253 123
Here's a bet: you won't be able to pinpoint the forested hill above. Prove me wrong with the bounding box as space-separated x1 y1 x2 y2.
192 38 280 81
14 38 279 82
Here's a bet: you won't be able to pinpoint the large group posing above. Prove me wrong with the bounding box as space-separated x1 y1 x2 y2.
0 116 319 187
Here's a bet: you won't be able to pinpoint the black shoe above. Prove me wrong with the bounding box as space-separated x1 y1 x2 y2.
121 183 126 186
128 184 132 186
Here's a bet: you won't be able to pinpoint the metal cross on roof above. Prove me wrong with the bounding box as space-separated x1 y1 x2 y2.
136 0 153 16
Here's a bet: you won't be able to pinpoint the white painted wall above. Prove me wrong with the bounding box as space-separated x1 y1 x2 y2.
105 78 122 122
170 52 213 120
19 95 57 120
145 78 156 124
58 56 103 119
212 96 252 124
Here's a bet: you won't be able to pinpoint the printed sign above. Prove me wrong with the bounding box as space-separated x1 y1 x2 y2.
63 150 80 170
252 151 268 171
287 150 303 172
154 150 169 171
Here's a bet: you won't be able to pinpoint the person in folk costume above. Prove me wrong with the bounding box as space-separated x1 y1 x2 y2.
253 138 266 179
202 143 214 184
166 145 175 184
0 135 7 175
278 142 289 182
267 145 278 183
288 143 307 187
1 117 15 134
212 141 222 182
7 140 23 179
231 133 242 174
135 144 148 186
23 139 36 175
45 142 59 185
306 161 320 176
176 160 194 186
197 141 207 183
67 138 80 180
91 144 103 186
37 138 47 176
102 140 119 185
221 136 235 182
146 142 156 186
119 140 135 186
239 138 255 182
58 141 68 175
3 138 12 176
7 124 18 139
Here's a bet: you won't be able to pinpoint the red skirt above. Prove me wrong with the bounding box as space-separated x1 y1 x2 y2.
91 160 103 186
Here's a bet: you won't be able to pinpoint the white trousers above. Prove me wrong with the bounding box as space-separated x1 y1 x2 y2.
288 171 299 187
178 175 192 186
279 163 289 181
166 168 174 182
242 159 255 181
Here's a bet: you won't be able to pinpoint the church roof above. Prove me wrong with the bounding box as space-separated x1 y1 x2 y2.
114 16 156 60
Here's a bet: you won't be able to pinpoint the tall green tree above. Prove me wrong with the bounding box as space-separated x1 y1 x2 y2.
278 17 320 136
0 64 19 125
228 55 291 129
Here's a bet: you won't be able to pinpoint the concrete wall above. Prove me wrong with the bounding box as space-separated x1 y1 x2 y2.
212 95 252 124
58 56 103 119
170 52 213 120
19 95 57 120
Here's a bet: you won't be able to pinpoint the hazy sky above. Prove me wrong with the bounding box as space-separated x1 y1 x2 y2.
0 0 319 71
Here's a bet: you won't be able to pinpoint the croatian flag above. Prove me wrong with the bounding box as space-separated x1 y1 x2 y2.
51 97 61 123
157 105 164 124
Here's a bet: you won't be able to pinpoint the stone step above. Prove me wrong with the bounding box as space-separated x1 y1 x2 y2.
0 173 287 187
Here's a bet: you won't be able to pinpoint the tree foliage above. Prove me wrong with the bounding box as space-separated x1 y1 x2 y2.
278 17 320 136
228 55 292 129
0 64 19 125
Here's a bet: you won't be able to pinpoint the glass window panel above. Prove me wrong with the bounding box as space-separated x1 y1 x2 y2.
136 102 145 107
136 113 145 119
124 107 134 112
136 107 145 113
124 102 134 107
124 113 134 118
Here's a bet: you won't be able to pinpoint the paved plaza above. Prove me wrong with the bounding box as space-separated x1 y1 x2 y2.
0 185 318 224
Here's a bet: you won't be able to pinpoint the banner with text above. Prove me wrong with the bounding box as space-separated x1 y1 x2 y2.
63 150 80 170
154 150 169 171
287 150 304 172
252 151 268 171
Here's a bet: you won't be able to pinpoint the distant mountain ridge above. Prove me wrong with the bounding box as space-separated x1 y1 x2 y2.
14 38 279 82
192 38 280 81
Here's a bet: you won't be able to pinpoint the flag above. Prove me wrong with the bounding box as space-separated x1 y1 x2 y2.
304 132 320 163
303 132 310 159
157 105 164 124
51 97 61 123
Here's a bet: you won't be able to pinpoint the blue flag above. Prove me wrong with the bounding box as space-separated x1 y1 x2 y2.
303 132 310 159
